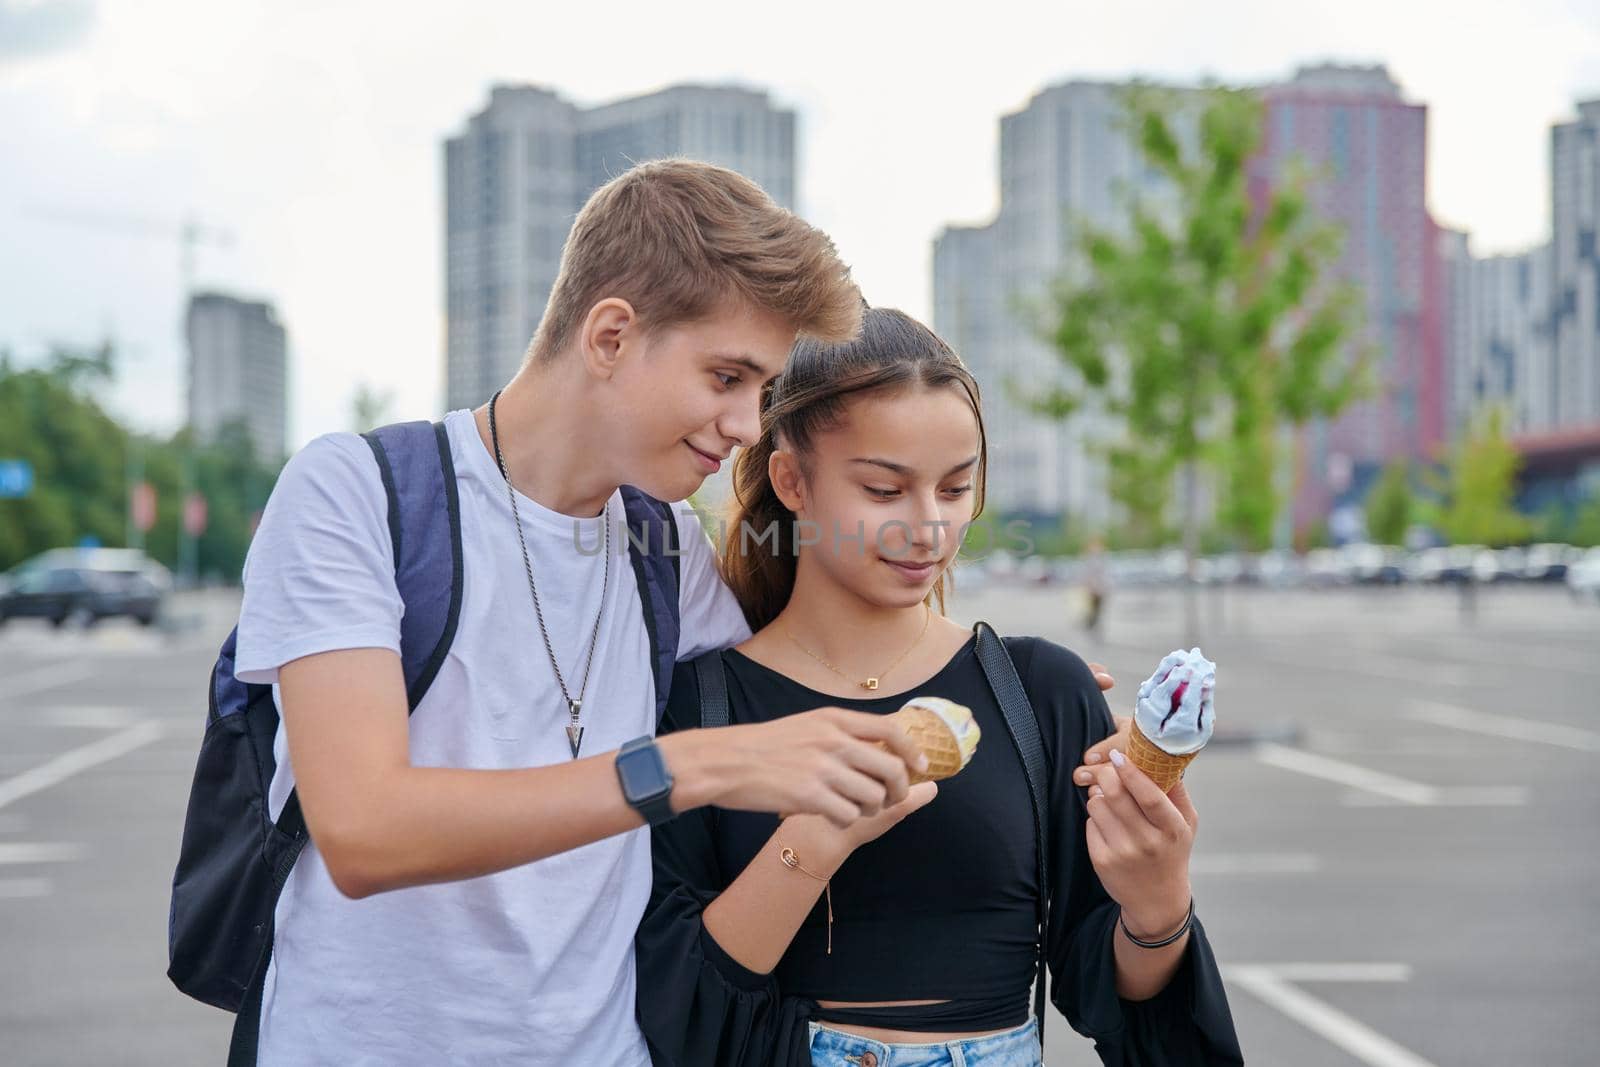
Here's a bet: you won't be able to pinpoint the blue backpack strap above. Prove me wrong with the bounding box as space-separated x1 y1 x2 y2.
267 421 462 842
972 621 1050 1049
361 420 465 708
227 420 461 1067
620 487 682 726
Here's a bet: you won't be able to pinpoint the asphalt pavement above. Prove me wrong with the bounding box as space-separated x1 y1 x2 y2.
1 582 1596 1065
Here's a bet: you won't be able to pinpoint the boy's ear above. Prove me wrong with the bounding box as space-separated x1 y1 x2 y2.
769 448 806 513
578 298 636 380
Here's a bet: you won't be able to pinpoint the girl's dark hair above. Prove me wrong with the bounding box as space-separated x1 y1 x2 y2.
720 306 988 631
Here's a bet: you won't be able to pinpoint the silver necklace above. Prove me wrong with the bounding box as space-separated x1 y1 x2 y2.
488 389 610 758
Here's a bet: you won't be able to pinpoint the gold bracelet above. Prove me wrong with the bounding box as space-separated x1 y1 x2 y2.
779 846 833 955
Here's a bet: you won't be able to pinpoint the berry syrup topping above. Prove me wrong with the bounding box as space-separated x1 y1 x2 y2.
1159 675 1188 732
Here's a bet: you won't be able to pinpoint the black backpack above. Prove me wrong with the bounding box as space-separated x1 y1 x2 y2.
166 419 684 1061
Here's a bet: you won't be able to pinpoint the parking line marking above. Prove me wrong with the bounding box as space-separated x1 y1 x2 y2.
1226 963 1438 1067
0 842 84 865
1247 643 1467 689
3 705 143 729
1256 743 1529 806
0 877 52 900
1191 852 1321 875
2 663 95 702
1255 743 1437 804
1406 635 1600 678
0 721 164 811
1339 786 1530 807
1405 701 1600 753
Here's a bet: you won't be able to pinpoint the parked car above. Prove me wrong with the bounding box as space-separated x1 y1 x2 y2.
1522 543 1578 582
0 548 169 627
1255 550 1307 588
1338 543 1406 585
1472 546 1527 584
1410 546 1479 584
1568 548 1600 603
1304 548 1344 587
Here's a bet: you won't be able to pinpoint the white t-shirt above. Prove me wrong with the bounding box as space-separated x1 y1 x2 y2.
234 409 751 1066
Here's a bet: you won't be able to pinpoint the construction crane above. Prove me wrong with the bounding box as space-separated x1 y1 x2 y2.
26 206 234 293
27 206 236 579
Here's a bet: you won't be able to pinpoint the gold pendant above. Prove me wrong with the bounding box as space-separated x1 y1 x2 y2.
862 678 879 690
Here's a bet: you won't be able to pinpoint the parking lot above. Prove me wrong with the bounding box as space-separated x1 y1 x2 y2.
1 582 1597 1065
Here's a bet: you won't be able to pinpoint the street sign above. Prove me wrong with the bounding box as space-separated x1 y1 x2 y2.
183 493 208 537
131 482 157 533
0 459 33 498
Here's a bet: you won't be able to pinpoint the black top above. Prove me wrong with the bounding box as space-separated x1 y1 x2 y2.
635 633 1244 1066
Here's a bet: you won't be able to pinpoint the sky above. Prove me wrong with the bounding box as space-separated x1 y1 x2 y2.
2 0 1597 450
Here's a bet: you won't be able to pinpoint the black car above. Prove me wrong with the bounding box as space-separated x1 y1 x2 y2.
0 550 168 627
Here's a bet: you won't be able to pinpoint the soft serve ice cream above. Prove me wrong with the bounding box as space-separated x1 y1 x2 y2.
1127 648 1216 790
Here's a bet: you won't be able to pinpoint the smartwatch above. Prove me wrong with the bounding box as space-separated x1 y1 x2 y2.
615 736 676 826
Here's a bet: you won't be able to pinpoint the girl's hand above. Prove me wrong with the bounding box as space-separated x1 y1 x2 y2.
780 781 940 874
1081 751 1197 938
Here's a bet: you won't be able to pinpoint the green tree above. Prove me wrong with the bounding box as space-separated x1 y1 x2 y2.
0 345 129 569
0 344 284 578
1365 461 1414 546
1567 496 1600 548
1425 407 1532 547
1029 86 1366 634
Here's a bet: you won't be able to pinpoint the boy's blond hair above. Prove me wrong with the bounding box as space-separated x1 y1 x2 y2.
527 159 860 362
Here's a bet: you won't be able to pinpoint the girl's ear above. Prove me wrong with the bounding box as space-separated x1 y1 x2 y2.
768 448 806 514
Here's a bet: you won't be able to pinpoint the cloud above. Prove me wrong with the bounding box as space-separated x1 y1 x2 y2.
0 0 96 63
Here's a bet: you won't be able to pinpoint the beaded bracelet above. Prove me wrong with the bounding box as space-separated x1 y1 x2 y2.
1118 898 1195 949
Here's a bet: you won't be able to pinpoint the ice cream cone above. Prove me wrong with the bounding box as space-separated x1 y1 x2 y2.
889 697 980 783
1126 718 1197 793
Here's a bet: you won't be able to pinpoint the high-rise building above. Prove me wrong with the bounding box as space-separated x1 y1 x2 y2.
1441 232 1554 436
1441 97 1599 446
443 84 797 413
1253 64 1444 525
932 81 1187 522
1550 99 1600 430
186 292 288 461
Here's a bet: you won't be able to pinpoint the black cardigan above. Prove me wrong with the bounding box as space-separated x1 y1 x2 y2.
635 635 1244 1066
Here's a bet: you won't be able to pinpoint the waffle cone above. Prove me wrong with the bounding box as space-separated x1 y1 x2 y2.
888 703 974 783
1127 720 1198 793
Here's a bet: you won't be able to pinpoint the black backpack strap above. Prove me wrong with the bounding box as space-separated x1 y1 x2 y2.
693 649 730 729
972 621 1050 1046
229 420 462 1067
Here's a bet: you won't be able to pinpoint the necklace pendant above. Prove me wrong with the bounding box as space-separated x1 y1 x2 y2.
862 678 879 691
566 699 585 758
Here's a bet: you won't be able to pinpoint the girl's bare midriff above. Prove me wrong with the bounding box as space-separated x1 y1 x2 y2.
813 999 1017 1044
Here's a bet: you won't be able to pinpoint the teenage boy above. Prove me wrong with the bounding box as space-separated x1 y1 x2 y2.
233 160 932 1064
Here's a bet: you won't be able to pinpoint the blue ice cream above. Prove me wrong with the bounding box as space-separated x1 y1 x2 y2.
1133 647 1217 757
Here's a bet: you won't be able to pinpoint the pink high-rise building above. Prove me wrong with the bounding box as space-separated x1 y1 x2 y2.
1251 65 1446 531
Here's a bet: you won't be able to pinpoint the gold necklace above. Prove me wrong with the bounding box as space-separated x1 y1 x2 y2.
785 606 931 691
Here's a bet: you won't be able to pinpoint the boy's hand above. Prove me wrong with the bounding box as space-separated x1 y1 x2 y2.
1088 661 1116 692
1072 661 1127 781
1076 714 1134 782
662 708 930 828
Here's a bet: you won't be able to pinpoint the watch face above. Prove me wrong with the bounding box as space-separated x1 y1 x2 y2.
618 743 670 802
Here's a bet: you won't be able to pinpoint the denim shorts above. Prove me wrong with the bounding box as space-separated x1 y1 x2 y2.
807 1017 1041 1067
